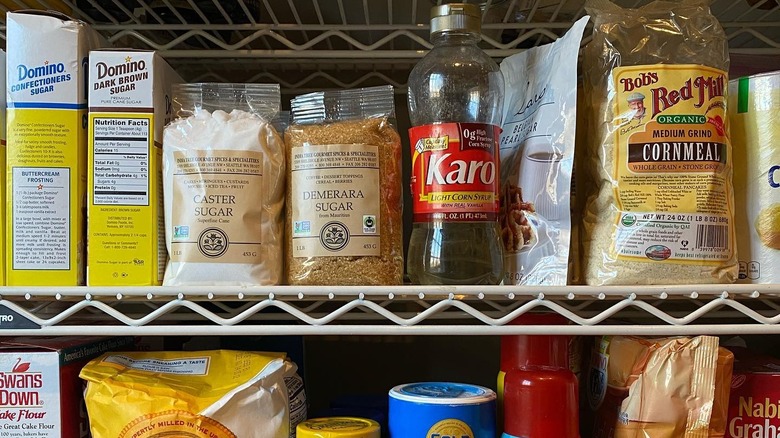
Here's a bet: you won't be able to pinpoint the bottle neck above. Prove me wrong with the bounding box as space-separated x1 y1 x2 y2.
430 31 481 46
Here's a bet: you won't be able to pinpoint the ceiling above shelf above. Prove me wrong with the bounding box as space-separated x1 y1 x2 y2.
0 0 779 88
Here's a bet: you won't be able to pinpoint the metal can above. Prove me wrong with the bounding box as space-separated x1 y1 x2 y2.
388 382 496 438
297 417 381 438
730 71 780 284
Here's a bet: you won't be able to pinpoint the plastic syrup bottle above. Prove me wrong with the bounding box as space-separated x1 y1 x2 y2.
407 3 505 284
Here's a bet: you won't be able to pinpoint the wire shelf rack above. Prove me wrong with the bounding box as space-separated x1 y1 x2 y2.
1 284 779 336
0 1 777 337
0 0 778 89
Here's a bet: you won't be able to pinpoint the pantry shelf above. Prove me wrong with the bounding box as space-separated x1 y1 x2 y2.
0 1 777 338
1 0 779 90
0 284 778 336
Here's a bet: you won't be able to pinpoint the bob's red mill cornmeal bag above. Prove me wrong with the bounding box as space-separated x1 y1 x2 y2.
580 0 738 285
80 350 306 438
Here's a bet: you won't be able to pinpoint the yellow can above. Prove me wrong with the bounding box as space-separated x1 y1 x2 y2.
297 417 381 438
730 71 780 283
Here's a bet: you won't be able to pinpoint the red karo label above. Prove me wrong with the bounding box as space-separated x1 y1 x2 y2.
409 123 501 223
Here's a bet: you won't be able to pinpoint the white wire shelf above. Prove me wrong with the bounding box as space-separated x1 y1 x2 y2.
0 0 778 89
0 0 777 337
0 284 779 336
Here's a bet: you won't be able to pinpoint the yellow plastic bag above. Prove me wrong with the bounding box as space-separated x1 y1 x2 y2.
80 350 303 438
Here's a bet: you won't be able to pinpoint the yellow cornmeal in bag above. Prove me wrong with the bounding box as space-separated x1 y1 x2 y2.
580 0 738 285
80 350 300 438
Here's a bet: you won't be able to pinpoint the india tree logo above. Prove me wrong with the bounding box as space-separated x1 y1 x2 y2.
198 228 229 258
320 222 350 252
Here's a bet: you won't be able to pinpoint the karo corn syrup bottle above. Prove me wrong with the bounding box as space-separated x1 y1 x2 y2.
407 3 505 284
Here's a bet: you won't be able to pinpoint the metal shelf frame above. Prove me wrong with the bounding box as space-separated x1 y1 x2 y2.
1 284 780 336
0 0 778 90
0 1 777 337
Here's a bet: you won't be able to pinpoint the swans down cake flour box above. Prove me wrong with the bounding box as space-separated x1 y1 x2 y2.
6 11 103 285
87 50 182 285
0 337 133 438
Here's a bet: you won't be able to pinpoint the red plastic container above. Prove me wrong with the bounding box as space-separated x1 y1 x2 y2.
503 367 579 437
500 313 570 371
499 313 579 438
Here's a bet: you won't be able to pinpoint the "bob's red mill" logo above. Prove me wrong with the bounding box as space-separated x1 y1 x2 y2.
0 358 48 424
619 71 726 118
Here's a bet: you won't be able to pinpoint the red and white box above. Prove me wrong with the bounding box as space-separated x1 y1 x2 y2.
727 348 780 438
0 337 133 438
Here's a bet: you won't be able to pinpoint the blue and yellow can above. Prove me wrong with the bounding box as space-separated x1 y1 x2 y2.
388 382 496 438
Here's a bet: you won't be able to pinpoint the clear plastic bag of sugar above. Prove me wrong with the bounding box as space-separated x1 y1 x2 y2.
162 83 285 286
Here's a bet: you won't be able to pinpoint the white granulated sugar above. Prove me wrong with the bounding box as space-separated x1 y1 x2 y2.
163 108 285 286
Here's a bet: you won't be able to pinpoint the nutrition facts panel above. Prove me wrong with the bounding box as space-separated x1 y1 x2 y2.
92 117 151 206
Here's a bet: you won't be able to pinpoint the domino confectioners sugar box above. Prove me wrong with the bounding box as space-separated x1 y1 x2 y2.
5 11 103 285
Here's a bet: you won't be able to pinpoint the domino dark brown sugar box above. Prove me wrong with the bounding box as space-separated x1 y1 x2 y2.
87 50 182 285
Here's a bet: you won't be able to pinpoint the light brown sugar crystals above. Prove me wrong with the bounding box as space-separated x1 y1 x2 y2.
285 115 404 285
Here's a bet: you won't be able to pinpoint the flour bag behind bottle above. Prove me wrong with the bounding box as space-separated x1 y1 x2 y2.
498 17 588 285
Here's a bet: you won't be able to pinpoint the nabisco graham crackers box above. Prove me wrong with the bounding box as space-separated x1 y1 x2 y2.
727 348 780 438
87 50 181 285
0 337 133 438
6 11 103 285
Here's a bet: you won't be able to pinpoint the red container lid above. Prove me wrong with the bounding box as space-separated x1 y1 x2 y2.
500 313 570 371
503 367 579 438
